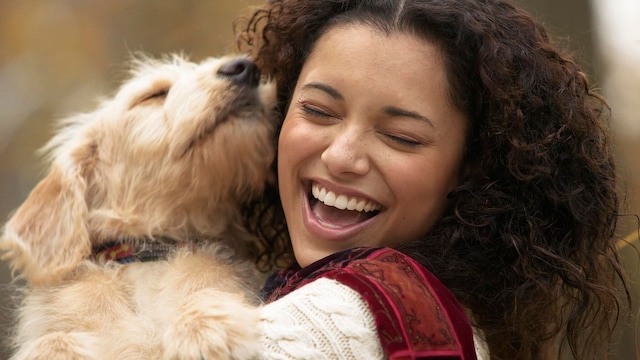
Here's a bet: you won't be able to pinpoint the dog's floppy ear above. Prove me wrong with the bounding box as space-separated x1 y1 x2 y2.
1 138 94 286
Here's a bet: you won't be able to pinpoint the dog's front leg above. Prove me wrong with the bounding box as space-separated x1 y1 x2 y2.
161 288 261 360
10 263 138 360
10 331 101 360
149 247 262 360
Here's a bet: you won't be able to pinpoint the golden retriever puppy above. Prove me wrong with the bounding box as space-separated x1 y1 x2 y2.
0 54 276 359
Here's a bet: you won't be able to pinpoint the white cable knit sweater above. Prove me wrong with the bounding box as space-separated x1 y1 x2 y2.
259 277 489 359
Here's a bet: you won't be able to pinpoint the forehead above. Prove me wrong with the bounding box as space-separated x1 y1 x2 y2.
301 25 452 106
304 24 447 90
313 23 442 63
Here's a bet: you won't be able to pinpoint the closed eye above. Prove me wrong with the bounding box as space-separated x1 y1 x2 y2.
299 104 343 127
142 89 169 101
385 134 422 147
378 130 426 148
130 88 170 109
301 104 332 118
134 77 174 106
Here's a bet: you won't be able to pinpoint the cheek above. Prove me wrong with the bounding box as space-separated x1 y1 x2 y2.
277 117 322 173
390 157 462 228
392 157 457 197
277 118 303 202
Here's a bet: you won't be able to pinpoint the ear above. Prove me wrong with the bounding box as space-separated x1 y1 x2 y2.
1 161 91 285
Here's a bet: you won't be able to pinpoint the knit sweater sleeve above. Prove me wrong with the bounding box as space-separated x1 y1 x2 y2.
259 277 490 359
259 277 385 359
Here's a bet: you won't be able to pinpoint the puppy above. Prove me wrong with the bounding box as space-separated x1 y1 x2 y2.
0 54 276 359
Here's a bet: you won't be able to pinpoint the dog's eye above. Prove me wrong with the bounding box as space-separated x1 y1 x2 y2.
132 89 169 108
142 89 169 102
131 78 173 108
130 89 169 109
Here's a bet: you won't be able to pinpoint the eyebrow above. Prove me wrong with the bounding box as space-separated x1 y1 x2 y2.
383 106 435 128
301 82 344 101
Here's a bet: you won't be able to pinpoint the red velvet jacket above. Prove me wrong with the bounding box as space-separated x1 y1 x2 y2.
261 247 478 360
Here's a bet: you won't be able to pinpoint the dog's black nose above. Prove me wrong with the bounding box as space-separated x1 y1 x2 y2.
217 58 260 88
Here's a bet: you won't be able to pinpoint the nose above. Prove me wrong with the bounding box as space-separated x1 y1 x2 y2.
217 57 260 87
321 128 370 176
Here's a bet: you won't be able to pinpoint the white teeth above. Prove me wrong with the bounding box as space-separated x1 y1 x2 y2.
347 198 358 211
324 191 336 206
334 195 348 210
319 187 326 199
311 183 381 213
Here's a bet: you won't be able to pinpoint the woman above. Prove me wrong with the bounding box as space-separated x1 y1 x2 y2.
236 0 630 359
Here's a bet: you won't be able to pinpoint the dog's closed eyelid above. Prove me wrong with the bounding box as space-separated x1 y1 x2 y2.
144 89 169 101
132 88 170 107
131 78 174 105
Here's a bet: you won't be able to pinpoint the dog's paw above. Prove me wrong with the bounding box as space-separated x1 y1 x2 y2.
162 289 261 360
11 332 99 360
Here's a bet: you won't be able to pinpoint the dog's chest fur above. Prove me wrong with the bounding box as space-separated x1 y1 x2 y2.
16 242 261 358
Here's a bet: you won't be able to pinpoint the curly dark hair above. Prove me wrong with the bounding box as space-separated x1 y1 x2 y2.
235 0 630 358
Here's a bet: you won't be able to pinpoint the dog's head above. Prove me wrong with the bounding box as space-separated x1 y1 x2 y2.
0 54 276 285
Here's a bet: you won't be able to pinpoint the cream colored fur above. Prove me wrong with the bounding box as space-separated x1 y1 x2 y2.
0 54 276 359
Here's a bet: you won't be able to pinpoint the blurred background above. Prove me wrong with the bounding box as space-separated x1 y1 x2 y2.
0 0 638 358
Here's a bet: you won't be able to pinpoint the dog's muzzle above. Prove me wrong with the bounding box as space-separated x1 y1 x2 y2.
217 58 261 88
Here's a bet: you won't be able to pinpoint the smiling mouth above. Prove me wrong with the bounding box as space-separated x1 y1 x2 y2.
308 182 381 228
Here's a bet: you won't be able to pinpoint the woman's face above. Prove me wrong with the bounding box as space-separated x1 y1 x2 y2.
278 24 468 267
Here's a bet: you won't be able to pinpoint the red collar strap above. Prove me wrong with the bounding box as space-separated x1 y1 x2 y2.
92 237 178 265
